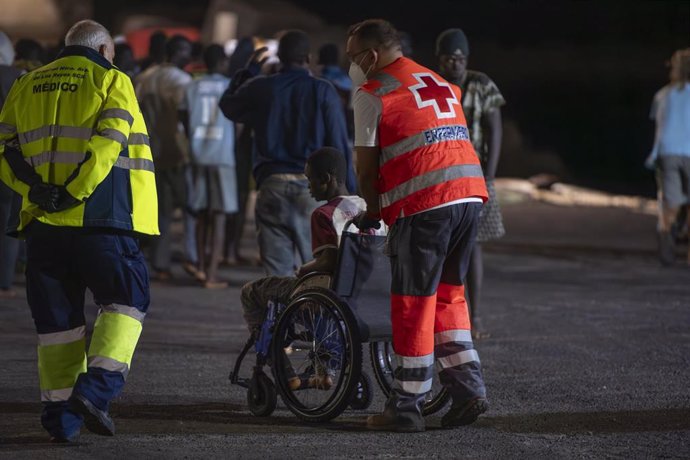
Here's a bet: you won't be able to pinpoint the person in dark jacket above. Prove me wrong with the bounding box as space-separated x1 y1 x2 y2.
219 30 355 276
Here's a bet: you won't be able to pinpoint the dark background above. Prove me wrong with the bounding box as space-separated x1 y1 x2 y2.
95 0 690 196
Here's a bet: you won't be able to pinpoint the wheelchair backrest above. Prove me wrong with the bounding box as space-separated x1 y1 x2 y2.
332 230 392 340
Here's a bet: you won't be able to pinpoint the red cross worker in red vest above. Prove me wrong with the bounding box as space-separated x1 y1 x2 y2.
347 19 489 432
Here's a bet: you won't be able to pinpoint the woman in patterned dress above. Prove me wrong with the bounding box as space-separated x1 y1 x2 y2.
436 28 506 339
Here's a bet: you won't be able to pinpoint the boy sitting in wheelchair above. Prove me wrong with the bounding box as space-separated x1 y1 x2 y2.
240 147 374 390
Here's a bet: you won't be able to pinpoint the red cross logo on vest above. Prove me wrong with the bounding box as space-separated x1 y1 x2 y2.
409 72 460 119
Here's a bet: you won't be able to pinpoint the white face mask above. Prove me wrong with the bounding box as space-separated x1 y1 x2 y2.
348 50 374 87
349 62 367 87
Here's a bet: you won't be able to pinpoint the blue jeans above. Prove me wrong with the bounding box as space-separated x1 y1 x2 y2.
255 176 318 276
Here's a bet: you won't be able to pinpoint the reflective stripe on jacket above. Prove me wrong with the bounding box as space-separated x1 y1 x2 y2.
0 46 158 236
360 57 488 225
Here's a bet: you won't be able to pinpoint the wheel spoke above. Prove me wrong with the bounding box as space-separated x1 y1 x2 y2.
272 291 361 421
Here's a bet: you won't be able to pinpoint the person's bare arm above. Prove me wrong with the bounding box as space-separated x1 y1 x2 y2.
356 146 381 217
482 107 502 180
178 110 190 138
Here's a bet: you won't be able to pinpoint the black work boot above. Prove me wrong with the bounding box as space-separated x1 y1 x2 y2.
69 394 115 436
366 392 425 432
441 397 488 428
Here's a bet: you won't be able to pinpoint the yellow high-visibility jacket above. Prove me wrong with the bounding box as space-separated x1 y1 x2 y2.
0 45 158 236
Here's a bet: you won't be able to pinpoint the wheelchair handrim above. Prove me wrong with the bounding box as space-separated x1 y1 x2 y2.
272 289 362 421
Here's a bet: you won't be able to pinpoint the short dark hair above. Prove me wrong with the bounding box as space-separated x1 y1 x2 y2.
203 44 226 71
347 19 400 51
114 43 134 69
148 31 167 57
15 38 44 62
278 30 310 65
318 43 339 66
166 35 191 60
308 147 347 184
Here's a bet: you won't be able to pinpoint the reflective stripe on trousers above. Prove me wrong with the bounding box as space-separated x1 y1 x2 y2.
391 328 482 397
434 328 480 370
387 206 486 400
37 325 87 402
392 352 434 394
87 304 146 379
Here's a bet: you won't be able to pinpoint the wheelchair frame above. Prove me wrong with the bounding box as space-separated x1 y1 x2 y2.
229 228 449 422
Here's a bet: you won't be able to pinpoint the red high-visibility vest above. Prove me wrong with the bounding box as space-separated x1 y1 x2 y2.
360 57 488 225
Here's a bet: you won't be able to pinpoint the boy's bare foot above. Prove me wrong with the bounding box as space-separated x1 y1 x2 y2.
288 376 302 390
287 373 334 390
308 374 333 390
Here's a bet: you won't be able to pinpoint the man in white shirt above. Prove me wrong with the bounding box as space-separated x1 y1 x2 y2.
136 35 193 279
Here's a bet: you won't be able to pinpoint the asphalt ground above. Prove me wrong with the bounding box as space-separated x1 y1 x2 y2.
1 200 689 459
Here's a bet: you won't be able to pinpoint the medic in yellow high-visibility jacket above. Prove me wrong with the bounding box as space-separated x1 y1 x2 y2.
0 20 158 442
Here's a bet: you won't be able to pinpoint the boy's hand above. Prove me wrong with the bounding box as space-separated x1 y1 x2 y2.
296 265 307 278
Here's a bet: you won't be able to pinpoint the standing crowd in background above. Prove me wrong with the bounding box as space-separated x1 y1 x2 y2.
119 30 358 286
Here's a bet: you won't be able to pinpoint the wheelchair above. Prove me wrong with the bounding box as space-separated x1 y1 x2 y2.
229 224 450 422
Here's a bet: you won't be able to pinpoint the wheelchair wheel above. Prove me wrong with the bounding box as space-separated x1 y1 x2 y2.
271 287 362 422
370 341 451 416
349 371 373 411
247 373 277 417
